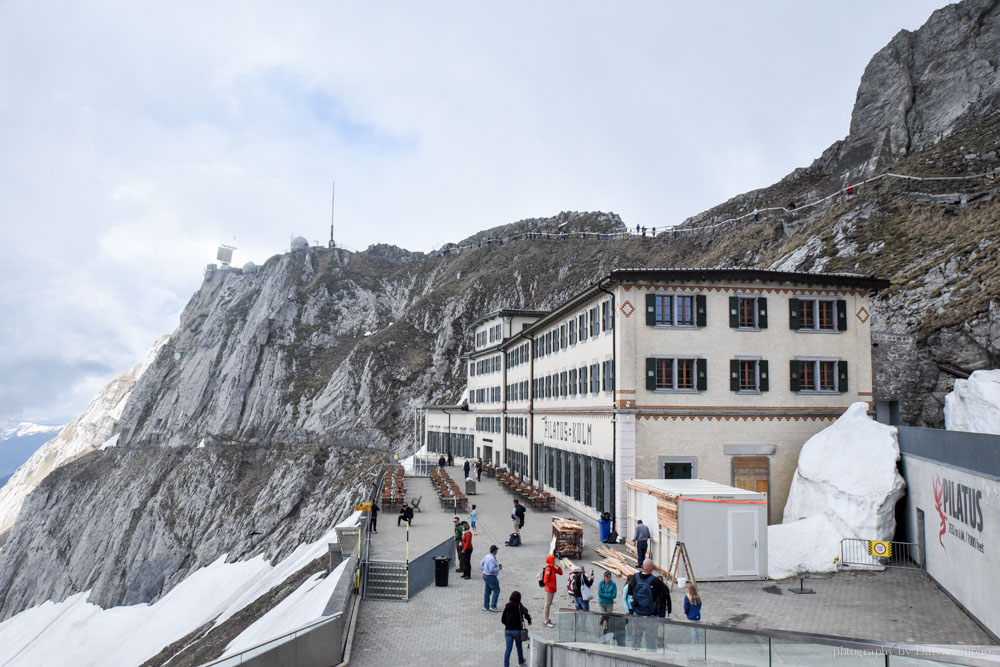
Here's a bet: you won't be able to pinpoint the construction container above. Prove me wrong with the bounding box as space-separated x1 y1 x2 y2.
625 479 767 581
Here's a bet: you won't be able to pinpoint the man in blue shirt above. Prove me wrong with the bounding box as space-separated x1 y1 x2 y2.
480 544 502 611
633 520 651 568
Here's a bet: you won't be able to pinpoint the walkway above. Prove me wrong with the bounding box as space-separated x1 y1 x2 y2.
350 462 993 666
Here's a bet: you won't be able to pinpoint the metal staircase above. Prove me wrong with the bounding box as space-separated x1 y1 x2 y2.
364 560 407 600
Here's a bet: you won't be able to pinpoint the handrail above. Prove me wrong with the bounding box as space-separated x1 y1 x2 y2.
200 612 343 667
557 609 998 666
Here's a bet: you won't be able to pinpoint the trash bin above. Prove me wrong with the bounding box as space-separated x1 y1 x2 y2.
599 513 612 542
434 556 451 587
465 479 477 495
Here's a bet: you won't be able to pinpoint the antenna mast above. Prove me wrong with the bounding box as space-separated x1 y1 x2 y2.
328 182 336 248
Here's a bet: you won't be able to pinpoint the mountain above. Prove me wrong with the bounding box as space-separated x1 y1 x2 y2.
0 423 63 487
1 0 999 660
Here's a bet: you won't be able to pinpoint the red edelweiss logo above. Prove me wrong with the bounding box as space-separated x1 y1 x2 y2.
933 475 947 551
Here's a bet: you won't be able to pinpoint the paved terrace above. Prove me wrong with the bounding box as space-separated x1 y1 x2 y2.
350 462 993 667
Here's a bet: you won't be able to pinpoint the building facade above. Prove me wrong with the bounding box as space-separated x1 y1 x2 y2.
423 268 887 533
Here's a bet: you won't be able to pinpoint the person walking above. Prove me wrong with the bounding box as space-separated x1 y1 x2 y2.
463 459 471 479
541 554 562 627
447 451 454 466
570 567 594 611
633 520 651 567
460 523 474 579
369 502 379 533
453 516 464 572
476 458 483 481
470 504 478 535
683 582 703 643
481 545 502 611
501 591 532 667
439 455 446 469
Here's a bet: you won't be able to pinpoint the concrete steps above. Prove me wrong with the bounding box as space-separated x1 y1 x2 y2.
365 561 407 600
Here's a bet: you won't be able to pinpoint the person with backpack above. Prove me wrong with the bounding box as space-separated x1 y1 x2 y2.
539 554 562 627
569 567 595 611
500 590 532 667
683 582 702 643
632 520 651 567
624 559 670 650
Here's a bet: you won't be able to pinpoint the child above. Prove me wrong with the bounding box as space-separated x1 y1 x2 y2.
470 505 478 535
684 582 702 643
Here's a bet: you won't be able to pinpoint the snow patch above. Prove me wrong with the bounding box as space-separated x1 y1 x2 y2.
768 403 905 579
944 369 1000 434
98 434 119 451
0 525 345 666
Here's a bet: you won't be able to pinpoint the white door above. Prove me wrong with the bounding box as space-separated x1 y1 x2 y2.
727 509 759 576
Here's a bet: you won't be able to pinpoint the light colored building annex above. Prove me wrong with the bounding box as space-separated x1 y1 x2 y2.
422 268 888 535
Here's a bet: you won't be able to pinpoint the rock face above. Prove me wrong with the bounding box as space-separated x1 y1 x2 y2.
0 336 167 537
769 403 905 579
2 0 1000 629
944 369 1000 433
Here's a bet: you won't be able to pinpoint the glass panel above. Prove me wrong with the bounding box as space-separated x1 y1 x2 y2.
625 615 664 653
704 627 769 667
677 296 694 325
772 637 884 666
677 359 694 389
663 622 706 662
557 610 577 642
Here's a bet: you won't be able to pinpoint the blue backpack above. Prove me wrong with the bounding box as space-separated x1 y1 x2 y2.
632 573 655 615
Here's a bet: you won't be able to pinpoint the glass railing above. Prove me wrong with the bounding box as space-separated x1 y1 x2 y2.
202 613 343 667
555 610 996 666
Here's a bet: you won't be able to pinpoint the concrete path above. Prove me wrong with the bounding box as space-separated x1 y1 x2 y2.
349 461 994 667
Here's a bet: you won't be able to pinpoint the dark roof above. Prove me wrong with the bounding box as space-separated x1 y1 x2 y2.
468 309 548 331
608 268 890 291
519 267 889 335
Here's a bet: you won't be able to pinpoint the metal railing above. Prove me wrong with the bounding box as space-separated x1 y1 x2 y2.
555 610 998 666
202 613 343 667
840 538 923 569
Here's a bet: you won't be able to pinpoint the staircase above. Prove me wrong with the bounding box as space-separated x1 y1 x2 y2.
364 561 407 600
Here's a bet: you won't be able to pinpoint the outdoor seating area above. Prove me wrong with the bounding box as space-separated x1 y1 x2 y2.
497 470 555 510
430 466 468 511
482 463 497 478
380 465 406 510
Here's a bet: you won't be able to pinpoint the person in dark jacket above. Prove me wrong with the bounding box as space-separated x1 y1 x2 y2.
570 567 595 611
453 516 463 572
463 459 471 478
447 452 454 466
476 458 483 481
397 503 413 527
369 502 379 533
501 590 532 667
624 560 671 650
439 455 446 469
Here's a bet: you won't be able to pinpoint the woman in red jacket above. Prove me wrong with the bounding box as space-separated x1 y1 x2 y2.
460 525 474 579
541 554 563 627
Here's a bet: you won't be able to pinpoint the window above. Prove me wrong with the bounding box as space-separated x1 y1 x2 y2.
560 324 567 349
579 366 588 394
584 456 593 507
579 313 587 341
602 360 615 392
646 293 706 327
646 357 706 391
791 298 846 332
602 300 612 331
569 319 576 345
729 296 768 329
590 363 600 393
560 371 568 397
729 359 769 392
662 462 693 479
553 328 560 353
545 375 552 398
590 307 600 336
545 332 552 355
791 359 847 392
569 368 577 396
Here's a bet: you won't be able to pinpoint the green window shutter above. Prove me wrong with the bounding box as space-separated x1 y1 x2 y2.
696 295 707 327
697 358 708 391
729 297 739 328
730 359 740 392
757 297 768 329
646 358 656 391
759 360 769 391
838 360 849 392
789 360 801 392
837 300 848 331
789 298 801 330
646 294 656 326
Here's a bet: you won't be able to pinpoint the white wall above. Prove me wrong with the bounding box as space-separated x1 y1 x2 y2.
901 454 999 638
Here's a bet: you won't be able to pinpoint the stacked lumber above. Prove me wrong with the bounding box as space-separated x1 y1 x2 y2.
592 545 638 578
552 518 582 532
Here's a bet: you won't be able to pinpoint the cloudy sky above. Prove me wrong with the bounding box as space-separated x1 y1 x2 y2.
0 1 949 424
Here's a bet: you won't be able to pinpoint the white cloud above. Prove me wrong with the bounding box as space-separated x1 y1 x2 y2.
0 0 949 421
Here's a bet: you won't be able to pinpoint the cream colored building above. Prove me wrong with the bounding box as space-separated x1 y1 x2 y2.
422 268 887 533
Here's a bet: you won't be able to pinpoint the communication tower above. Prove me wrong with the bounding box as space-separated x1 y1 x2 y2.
216 244 237 266
328 182 336 248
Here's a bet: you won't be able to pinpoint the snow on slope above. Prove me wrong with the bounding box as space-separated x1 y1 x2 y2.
0 522 350 667
944 369 1000 435
0 336 168 535
0 422 63 440
768 403 905 579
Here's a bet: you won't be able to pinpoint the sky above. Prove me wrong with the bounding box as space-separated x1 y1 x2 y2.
0 0 951 424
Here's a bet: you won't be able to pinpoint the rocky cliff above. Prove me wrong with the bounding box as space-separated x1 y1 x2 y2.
1 0 999 636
